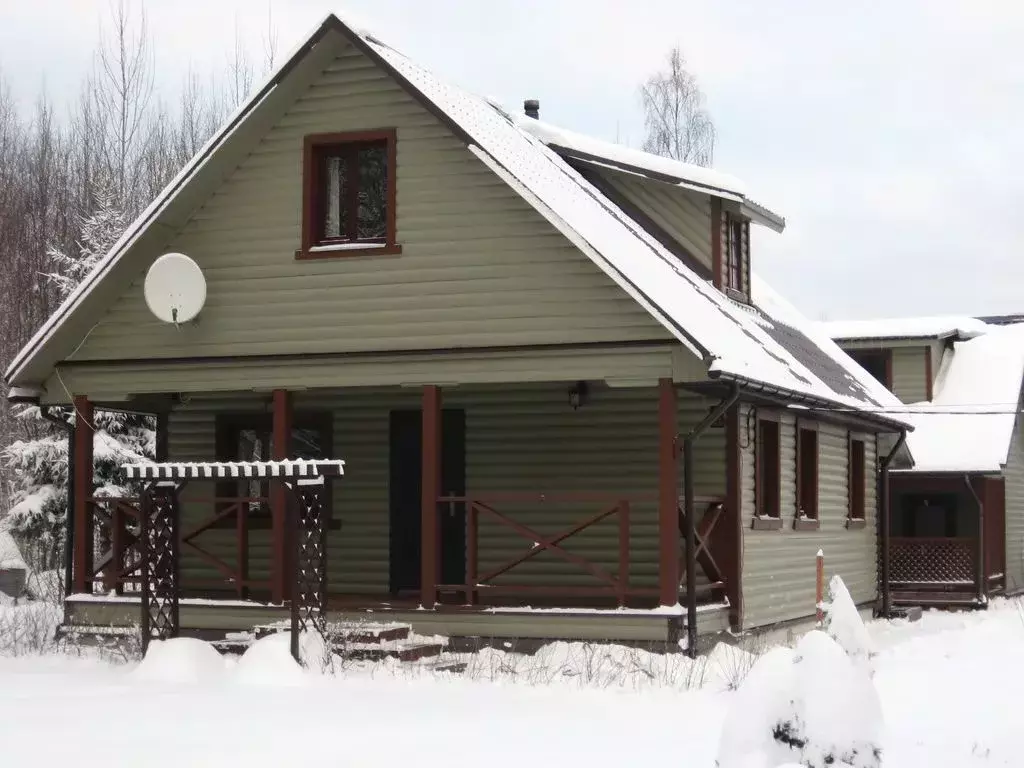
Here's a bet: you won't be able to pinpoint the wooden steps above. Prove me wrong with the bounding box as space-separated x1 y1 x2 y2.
215 620 447 663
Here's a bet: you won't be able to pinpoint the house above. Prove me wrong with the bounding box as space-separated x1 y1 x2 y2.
824 316 1024 607
4 13 910 649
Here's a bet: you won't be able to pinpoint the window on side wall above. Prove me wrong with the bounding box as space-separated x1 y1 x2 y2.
848 437 867 527
753 415 782 529
298 129 399 259
795 426 819 529
722 212 748 295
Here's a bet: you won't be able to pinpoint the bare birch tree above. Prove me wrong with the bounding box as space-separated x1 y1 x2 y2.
94 0 154 210
639 46 716 167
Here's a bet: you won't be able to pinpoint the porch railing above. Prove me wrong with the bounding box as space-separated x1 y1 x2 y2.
890 536 976 587
435 492 728 607
87 492 272 598
437 493 634 607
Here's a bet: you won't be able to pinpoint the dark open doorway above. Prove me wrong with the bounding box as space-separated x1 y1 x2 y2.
388 409 465 597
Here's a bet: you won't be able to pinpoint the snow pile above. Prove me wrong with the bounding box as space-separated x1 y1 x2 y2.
133 638 225 684
822 575 875 674
716 630 883 768
0 530 27 572
234 633 308 685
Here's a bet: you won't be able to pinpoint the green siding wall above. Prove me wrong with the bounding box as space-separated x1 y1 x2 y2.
1004 416 1024 591
168 385 725 598
892 347 930 404
598 172 713 276
740 405 878 629
71 37 666 368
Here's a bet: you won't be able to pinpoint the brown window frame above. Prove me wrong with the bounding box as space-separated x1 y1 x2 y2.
847 348 893 391
848 435 867 528
724 213 746 294
297 129 400 260
213 411 335 529
794 423 820 530
752 413 783 530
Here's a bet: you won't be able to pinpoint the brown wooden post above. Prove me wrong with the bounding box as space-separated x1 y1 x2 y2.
618 501 630 608
815 549 825 624
271 389 292 604
421 385 441 607
658 378 679 606
72 396 94 593
723 403 744 630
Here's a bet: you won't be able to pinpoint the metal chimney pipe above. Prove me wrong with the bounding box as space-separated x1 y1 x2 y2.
523 99 540 119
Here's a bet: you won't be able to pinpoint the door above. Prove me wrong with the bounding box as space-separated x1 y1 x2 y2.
388 409 466 596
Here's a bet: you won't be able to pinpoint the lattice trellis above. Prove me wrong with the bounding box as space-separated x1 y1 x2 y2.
890 538 975 585
287 482 329 665
140 482 181 652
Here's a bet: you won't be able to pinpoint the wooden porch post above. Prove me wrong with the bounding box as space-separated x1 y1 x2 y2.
72 396 94 593
421 385 442 607
271 389 292 604
722 403 743 629
658 378 679 606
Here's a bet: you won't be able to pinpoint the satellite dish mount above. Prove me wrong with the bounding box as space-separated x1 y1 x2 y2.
143 252 207 327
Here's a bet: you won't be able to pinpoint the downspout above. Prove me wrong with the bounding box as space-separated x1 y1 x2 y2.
964 475 985 605
682 382 740 657
39 406 74 596
878 429 907 617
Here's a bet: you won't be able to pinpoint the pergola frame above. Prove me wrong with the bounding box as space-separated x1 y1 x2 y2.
125 459 344 662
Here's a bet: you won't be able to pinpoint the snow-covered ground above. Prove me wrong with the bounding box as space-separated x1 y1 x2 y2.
1 599 1022 767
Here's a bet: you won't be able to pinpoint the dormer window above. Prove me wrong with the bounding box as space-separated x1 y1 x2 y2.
298 129 400 259
724 213 747 294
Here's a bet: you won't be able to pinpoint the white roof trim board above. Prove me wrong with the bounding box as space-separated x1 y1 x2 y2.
821 316 990 343
4 14 904 429
896 324 1024 474
123 459 345 480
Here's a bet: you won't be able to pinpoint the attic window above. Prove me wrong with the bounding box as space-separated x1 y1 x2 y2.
725 214 746 293
848 349 892 390
298 130 400 259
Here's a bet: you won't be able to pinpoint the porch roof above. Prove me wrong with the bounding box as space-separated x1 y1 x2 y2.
896 323 1024 473
4 13 908 430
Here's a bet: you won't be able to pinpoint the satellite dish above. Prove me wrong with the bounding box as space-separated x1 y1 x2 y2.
144 252 207 324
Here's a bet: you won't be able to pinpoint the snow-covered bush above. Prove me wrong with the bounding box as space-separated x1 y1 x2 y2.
716 576 882 768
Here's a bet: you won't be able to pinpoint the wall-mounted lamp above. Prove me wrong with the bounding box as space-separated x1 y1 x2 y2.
568 381 589 411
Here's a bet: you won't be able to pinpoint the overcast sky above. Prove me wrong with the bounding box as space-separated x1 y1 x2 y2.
2 0 1021 321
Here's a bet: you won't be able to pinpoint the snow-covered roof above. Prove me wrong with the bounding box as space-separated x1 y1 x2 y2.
821 316 990 343
516 118 746 198
898 324 1024 473
3 14 903 429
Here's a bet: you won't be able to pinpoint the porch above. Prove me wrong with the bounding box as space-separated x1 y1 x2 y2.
888 474 1006 607
67 378 742 645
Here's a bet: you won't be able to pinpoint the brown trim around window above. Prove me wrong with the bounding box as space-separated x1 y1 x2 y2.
297 129 400 260
848 434 867 524
794 422 820 530
214 410 335 529
710 197 723 290
753 413 782 529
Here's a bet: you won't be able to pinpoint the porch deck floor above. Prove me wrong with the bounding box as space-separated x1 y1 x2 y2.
63 594 731 645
